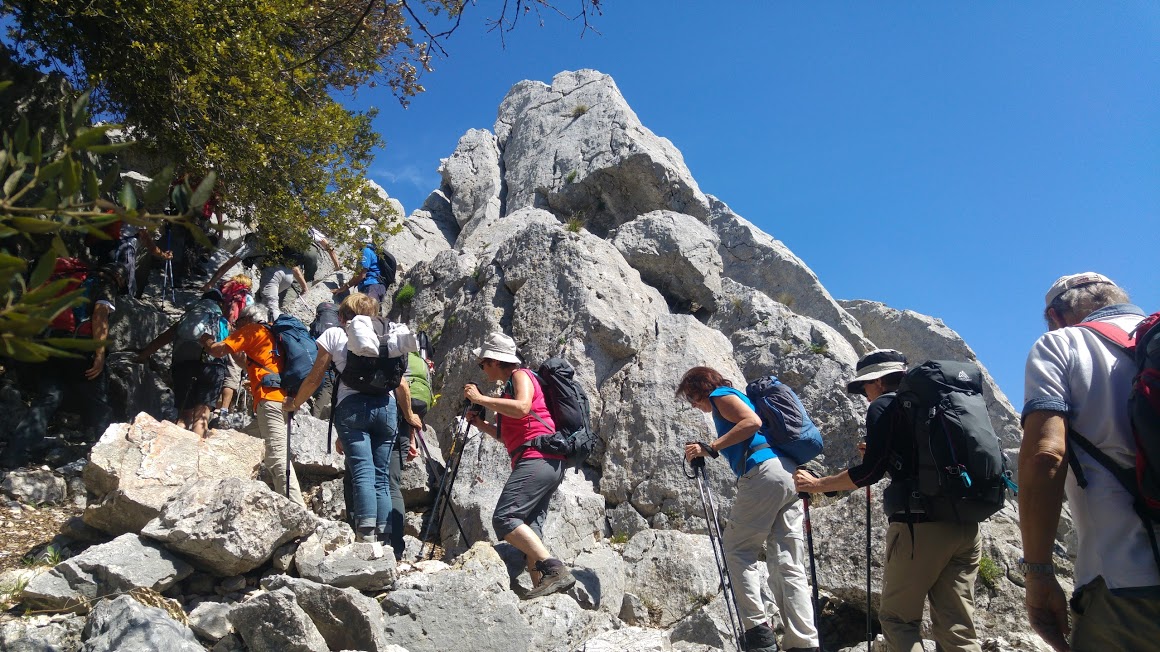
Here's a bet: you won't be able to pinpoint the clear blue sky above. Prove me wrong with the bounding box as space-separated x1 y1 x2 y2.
353 2 1159 407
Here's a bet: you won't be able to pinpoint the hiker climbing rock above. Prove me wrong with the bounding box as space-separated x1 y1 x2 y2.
678 365 820 652
464 331 576 599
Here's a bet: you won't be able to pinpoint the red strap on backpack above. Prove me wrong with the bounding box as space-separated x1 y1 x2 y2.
1078 321 1135 353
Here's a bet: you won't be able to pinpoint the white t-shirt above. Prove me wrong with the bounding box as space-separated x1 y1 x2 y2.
1023 307 1160 591
317 326 357 407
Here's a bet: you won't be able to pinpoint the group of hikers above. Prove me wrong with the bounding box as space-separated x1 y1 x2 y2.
3 218 1157 652
676 272 1160 652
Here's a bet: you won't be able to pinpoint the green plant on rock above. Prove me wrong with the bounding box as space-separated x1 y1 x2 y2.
610 532 629 545
979 555 1003 590
565 216 584 233
395 282 416 305
776 292 795 308
808 342 829 355
571 104 589 118
565 170 578 184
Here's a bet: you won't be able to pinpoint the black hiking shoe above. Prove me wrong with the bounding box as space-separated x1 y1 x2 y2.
744 622 780 652
526 558 575 599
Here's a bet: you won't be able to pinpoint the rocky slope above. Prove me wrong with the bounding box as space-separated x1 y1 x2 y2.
1 69 1048 652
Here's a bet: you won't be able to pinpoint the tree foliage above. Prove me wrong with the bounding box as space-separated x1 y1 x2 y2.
0 84 205 361
1 0 601 253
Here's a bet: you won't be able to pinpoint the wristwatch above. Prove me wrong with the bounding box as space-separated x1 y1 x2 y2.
1018 558 1056 576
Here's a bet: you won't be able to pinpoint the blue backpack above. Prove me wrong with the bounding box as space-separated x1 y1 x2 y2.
264 314 317 397
745 376 824 465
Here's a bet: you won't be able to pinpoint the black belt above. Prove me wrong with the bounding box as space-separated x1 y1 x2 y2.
889 513 930 524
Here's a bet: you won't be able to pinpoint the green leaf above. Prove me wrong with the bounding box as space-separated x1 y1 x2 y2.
50 235 68 257
71 90 92 130
70 124 115 150
20 278 76 304
14 117 28 154
0 252 27 271
119 183 138 210
36 158 66 184
41 337 105 352
61 159 80 198
8 217 63 234
84 142 135 154
0 81 12 94
3 167 24 196
85 167 100 200
29 133 41 163
100 165 121 193
189 172 216 211
143 166 172 206
29 249 57 288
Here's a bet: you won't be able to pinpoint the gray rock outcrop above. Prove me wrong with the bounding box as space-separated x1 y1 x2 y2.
140 478 316 576
612 210 723 312
263 575 390 652
83 412 264 535
227 588 329 652
81 595 202 652
1 468 68 505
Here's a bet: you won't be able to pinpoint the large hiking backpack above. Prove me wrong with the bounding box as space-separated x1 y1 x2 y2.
173 299 229 364
374 247 398 286
263 314 317 396
521 358 597 467
894 360 1013 523
745 376 824 465
47 258 98 336
310 302 340 339
340 317 417 395
1066 315 1160 565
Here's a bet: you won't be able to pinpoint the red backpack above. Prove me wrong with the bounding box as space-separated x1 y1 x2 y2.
220 279 251 326
1067 313 1160 568
47 258 98 336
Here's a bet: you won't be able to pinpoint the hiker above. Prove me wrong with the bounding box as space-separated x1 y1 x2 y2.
135 289 229 436
463 332 576 599
2 263 124 468
87 215 171 298
678 366 820 652
283 294 422 555
793 349 983 652
1019 273 1160 651
331 238 395 303
199 303 305 506
202 235 308 320
303 227 341 282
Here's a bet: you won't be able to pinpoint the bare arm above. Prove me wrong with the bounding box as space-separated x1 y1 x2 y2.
1018 410 1072 652
794 469 858 494
203 255 242 291
394 376 422 430
84 303 111 380
136 322 179 361
466 370 534 419
292 265 309 293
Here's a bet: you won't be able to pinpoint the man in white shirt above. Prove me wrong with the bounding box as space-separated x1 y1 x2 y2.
1020 272 1160 651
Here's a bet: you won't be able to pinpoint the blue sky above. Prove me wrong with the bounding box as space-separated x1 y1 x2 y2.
354 2 1159 407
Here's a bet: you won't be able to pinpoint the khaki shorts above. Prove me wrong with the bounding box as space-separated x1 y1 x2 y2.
223 354 243 392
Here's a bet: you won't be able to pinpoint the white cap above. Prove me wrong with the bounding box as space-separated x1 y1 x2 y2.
1044 272 1117 307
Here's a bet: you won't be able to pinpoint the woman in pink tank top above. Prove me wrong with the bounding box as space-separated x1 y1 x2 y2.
463 332 575 599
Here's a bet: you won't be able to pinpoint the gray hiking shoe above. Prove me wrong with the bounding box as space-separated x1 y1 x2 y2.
526 559 576 599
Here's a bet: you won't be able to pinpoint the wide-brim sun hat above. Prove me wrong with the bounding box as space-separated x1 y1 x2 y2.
472 332 521 365
846 349 908 394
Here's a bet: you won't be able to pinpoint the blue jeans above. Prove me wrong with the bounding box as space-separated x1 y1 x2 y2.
335 392 397 533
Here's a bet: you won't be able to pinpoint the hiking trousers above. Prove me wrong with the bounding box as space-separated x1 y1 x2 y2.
256 399 304 506
1070 576 1160 650
880 520 981 652
724 455 820 650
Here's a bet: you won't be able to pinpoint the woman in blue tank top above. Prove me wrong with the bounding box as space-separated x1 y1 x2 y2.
678 366 820 652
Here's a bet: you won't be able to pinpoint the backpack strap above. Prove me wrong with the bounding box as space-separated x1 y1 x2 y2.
326 361 339 454
505 368 554 461
1078 322 1135 352
708 394 769 464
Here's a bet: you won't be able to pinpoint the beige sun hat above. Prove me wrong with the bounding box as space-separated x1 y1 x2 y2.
846 349 908 394
1044 272 1117 308
472 332 521 364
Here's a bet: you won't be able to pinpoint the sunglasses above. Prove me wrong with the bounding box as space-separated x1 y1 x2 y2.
477 360 486 370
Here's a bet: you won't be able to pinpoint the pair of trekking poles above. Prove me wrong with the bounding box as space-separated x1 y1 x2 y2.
685 445 875 652
417 400 479 559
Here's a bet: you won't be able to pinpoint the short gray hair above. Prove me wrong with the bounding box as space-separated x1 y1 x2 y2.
239 304 268 324
1045 282 1130 327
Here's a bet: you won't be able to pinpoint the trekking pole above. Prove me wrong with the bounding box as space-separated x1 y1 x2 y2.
866 484 873 649
418 403 473 559
683 445 745 652
799 492 823 651
285 410 295 499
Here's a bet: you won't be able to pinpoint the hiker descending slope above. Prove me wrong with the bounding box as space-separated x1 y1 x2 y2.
678 366 820 652
795 349 1012 652
463 332 576 599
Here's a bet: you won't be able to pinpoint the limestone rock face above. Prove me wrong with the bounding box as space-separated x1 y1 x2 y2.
440 128 503 228
0 614 84 652
263 575 389 652
227 588 329 652
381 543 532 652
839 299 1021 451
288 412 344 478
611 210 723 312
621 530 722 628
83 413 265 535
81 595 202 652
1 467 68 505
709 196 871 354
22 534 193 612
496 69 710 237
140 478 317 576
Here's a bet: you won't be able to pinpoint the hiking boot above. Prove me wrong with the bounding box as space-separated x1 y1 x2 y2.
526 558 576 599
744 622 779 652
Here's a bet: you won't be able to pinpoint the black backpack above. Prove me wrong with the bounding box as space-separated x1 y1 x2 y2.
310 302 340 339
512 359 597 468
894 360 1015 523
374 246 398 286
339 317 412 395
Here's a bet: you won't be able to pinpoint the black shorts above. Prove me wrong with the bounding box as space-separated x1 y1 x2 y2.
492 456 565 540
172 361 227 411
